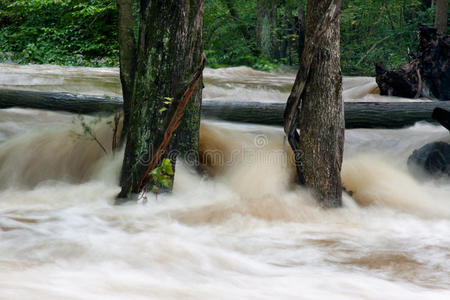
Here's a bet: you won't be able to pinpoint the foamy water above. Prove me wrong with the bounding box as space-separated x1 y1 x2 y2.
0 64 449 299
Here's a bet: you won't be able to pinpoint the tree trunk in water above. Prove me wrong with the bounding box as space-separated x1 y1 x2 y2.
299 0 344 207
435 0 448 34
117 0 204 201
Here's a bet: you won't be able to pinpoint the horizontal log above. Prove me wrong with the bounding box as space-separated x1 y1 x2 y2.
0 89 122 114
202 100 450 128
2 89 450 129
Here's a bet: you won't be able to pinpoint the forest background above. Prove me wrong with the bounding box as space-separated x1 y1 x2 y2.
0 0 447 75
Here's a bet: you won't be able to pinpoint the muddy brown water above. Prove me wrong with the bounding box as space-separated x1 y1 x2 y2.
0 64 448 299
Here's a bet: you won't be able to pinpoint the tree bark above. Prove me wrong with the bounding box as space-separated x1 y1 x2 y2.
297 7 306 63
298 0 344 207
0 89 123 113
435 0 448 34
202 101 450 129
116 0 137 142
117 0 204 202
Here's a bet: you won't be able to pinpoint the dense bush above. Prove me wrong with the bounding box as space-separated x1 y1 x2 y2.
0 0 118 66
340 0 436 75
203 0 438 75
0 0 446 74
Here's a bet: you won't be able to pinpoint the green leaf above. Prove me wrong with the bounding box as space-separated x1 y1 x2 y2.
160 178 172 188
161 158 174 175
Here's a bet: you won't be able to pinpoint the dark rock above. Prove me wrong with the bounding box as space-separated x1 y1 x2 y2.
408 142 450 176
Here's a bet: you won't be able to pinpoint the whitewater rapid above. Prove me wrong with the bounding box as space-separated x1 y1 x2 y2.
0 65 449 299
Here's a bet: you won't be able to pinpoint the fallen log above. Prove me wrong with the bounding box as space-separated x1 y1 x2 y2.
2 89 450 129
203 100 450 129
0 89 123 114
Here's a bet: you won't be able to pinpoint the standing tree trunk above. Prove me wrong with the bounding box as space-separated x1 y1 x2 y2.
116 0 137 142
299 0 344 207
435 0 448 34
299 0 343 207
117 0 205 202
284 0 343 208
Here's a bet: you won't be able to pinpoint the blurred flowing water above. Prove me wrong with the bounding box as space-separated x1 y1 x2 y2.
0 64 448 299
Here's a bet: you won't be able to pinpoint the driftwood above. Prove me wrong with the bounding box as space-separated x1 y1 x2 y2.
375 57 422 99
375 25 449 101
2 89 450 129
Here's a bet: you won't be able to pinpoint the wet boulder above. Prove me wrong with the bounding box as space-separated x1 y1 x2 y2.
408 141 450 176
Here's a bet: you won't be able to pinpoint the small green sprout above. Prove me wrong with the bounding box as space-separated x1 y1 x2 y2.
150 158 174 196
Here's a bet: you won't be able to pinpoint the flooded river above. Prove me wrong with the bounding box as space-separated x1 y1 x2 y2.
0 64 449 299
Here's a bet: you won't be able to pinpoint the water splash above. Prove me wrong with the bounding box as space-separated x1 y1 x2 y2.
0 65 449 299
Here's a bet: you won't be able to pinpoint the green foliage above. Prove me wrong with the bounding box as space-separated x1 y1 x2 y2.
150 158 174 195
252 56 280 72
340 0 436 75
0 0 118 66
204 0 303 71
204 0 440 75
0 0 447 75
